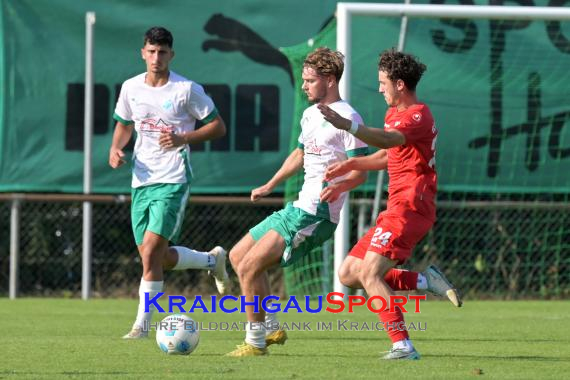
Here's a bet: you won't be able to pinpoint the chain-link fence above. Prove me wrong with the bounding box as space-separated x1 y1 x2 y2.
0 194 283 298
1 193 568 299
422 199 569 299
281 192 570 300
394 192 569 299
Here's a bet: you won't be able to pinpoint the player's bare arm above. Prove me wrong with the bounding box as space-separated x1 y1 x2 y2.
251 148 304 202
317 104 405 149
325 149 388 181
159 115 226 149
320 169 367 203
109 121 134 169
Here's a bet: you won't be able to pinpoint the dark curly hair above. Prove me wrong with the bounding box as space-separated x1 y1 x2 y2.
378 48 426 91
303 47 345 82
143 26 173 48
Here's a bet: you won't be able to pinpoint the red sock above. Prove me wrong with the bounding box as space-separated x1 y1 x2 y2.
378 308 409 343
384 269 418 291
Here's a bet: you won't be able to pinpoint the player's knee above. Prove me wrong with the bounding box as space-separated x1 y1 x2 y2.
236 261 250 280
338 264 353 286
138 245 164 268
360 266 381 290
228 247 242 272
236 258 260 282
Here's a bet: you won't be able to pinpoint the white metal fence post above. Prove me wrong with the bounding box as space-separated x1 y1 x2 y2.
9 198 21 299
82 11 96 300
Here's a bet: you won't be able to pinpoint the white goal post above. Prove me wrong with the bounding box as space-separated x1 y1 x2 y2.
333 2 570 297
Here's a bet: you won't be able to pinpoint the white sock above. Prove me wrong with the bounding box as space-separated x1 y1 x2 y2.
134 278 163 330
393 339 414 351
172 246 215 270
265 304 280 336
417 273 428 289
245 322 266 348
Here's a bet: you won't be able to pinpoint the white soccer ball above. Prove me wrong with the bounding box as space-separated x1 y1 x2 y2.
155 314 200 355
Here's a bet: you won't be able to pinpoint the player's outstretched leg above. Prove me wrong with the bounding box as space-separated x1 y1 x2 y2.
424 264 462 307
208 246 231 295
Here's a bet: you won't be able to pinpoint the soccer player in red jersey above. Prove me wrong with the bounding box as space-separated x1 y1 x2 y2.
318 49 462 360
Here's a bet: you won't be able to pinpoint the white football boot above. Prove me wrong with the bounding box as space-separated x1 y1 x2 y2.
208 246 231 295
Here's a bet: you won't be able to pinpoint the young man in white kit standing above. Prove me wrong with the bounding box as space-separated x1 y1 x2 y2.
109 26 230 339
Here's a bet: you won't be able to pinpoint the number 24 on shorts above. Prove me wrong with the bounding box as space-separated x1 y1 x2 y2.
371 227 393 247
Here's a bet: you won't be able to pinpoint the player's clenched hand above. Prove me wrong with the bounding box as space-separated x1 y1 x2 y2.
324 161 353 181
317 104 351 131
159 131 186 149
109 147 126 169
320 183 343 203
251 184 272 202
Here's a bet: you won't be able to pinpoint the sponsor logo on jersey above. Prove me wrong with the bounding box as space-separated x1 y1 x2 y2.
305 139 322 156
140 118 175 134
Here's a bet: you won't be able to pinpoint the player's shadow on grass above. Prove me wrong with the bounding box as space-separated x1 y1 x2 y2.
423 354 569 362
302 336 390 341
269 352 379 358
2 371 139 376
255 353 569 361
422 337 568 343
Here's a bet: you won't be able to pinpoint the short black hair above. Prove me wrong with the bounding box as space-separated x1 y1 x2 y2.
143 27 173 48
378 48 426 91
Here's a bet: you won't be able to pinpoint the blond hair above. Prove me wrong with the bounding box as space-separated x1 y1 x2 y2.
303 47 345 82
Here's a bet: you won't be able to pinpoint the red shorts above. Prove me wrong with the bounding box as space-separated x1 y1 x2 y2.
349 209 434 265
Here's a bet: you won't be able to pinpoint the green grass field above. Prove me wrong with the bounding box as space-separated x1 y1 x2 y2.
1 299 569 379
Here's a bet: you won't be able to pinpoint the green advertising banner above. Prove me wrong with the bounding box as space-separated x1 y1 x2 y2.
0 0 343 193
1 0 569 194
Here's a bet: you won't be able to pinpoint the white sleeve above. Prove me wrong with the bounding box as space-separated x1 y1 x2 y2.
113 81 133 124
297 112 309 149
297 119 305 149
187 82 217 122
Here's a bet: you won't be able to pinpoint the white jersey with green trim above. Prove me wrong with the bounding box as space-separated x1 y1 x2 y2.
293 101 368 224
113 71 217 188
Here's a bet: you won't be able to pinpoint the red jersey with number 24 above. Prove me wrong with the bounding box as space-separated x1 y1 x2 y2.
385 103 437 221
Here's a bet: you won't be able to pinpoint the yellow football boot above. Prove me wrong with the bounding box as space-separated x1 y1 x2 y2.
265 329 288 346
226 342 268 357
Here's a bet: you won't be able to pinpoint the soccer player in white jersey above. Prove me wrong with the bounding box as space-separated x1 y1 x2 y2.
109 27 230 339
226 47 368 357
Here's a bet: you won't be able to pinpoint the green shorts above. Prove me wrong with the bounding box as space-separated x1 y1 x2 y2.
131 183 190 245
250 202 337 267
